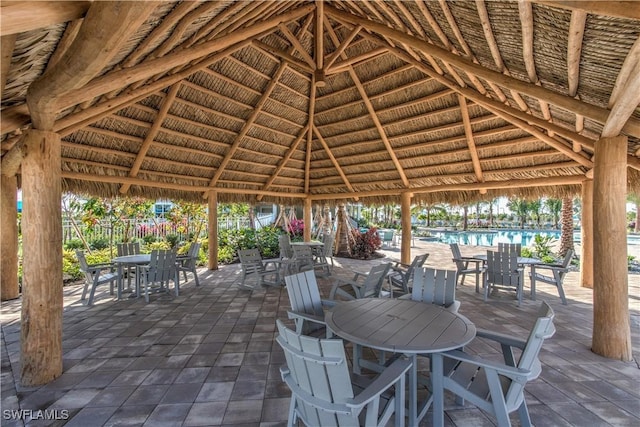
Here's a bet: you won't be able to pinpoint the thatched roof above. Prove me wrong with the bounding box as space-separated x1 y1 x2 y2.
2 1 639 206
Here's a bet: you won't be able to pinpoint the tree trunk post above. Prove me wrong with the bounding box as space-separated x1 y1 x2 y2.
400 192 412 265
303 198 312 242
1 173 20 300
208 190 218 270
20 129 63 386
580 179 593 289
592 135 631 360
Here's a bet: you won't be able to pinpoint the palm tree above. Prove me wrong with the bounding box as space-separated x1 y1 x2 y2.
544 198 562 229
420 203 448 227
529 200 542 228
507 198 530 229
559 196 574 257
627 193 640 232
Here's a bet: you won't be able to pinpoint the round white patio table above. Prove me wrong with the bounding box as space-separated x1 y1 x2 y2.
112 254 151 299
325 298 476 427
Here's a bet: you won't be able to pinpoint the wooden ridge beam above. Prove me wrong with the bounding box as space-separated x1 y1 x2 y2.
0 1 91 36
325 5 640 139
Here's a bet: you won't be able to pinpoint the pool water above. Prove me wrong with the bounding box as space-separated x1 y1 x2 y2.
430 230 578 247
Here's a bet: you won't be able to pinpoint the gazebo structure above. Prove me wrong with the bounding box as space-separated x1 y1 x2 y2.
1 1 638 386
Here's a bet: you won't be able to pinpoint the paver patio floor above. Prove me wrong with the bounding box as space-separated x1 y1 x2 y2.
2 240 639 426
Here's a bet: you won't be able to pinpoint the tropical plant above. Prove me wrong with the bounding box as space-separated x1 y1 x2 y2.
348 228 381 259
559 196 575 257
532 234 556 258
168 201 206 243
507 198 530 229
544 198 562 229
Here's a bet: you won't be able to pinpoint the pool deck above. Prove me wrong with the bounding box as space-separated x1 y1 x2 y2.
1 240 639 426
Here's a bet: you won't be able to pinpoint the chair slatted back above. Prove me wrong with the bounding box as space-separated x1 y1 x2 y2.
360 263 391 298
276 319 355 426
487 250 520 287
183 242 201 267
117 242 140 256
76 250 95 284
504 302 555 408
285 270 324 321
498 242 521 257
292 245 315 273
449 243 465 269
322 234 334 257
279 235 293 259
412 267 457 309
238 248 266 274
147 249 177 283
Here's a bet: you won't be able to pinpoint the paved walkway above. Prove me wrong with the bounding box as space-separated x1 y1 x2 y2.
1 240 639 426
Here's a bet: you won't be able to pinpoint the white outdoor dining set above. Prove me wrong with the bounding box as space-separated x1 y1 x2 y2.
76 241 201 305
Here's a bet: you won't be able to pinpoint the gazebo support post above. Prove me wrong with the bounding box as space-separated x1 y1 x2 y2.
1 173 20 300
580 178 593 289
303 198 312 242
208 190 218 270
20 129 63 386
400 192 412 265
592 135 631 361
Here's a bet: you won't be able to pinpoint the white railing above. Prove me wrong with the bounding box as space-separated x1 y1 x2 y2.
61 213 275 244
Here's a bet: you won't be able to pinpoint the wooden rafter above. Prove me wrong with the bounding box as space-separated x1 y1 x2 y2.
326 47 388 75
609 35 640 109
324 24 361 70
325 5 640 139
316 0 324 71
1 34 16 94
325 20 409 187
278 23 316 69
119 83 181 194
458 94 485 192
0 1 90 36
601 59 640 138
567 10 587 97
252 40 315 73
313 125 355 193
475 0 529 111
305 74 317 193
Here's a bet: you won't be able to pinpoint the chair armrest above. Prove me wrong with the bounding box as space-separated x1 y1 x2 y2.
320 299 336 309
447 300 461 313
89 262 115 271
329 278 362 299
475 328 527 349
347 358 412 408
391 262 409 272
442 349 531 383
287 310 326 326
531 264 568 273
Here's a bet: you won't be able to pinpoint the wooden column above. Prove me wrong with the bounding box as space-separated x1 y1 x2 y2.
580 179 593 289
1 173 20 300
592 135 631 360
400 192 412 265
208 190 218 270
20 129 63 385
303 198 312 242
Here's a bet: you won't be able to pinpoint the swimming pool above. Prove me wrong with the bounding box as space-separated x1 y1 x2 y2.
430 229 577 247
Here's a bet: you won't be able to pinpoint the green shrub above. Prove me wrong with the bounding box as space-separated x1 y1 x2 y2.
217 246 235 264
165 234 180 248
142 234 157 244
146 241 171 252
348 228 382 259
89 238 109 250
532 234 556 258
62 249 82 281
541 255 556 264
521 247 533 257
256 225 281 258
64 239 84 250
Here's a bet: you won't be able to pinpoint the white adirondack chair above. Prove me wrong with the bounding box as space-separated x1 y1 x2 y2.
450 243 484 292
76 250 118 306
387 253 429 297
140 249 179 303
284 270 335 338
276 319 412 427
176 242 201 287
237 248 281 289
529 249 573 305
441 302 556 427
408 267 460 312
329 263 391 300
484 250 524 306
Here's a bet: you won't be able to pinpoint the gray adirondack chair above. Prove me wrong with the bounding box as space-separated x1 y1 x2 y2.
314 233 335 276
279 234 294 259
387 253 429 297
329 262 391 300
117 242 141 289
498 242 522 257
284 270 335 338
529 249 573 305
291 245 315 274
484 250 524 306
276 319 412 427
76 250 118 306
237 248 281 289
176 242 201 287
450 243 484 292
441 301 556 427
409 267 460 312
140 249 179 303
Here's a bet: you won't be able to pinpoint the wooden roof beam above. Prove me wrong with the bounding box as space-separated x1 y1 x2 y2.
324 24 362 70
325 5 640 139
252 40 315 74
119 84 181 194
532 1 640 20
316 0 324 71
601 54 640 138
325 20 409 187
1 34 16 93
26 1 157 130
278 23 316 69
326 47 388 75
609 35 640 110
0 1 90 36
567 10 587 97
313 125 355 193
458 94 485 193
305 74 317 193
